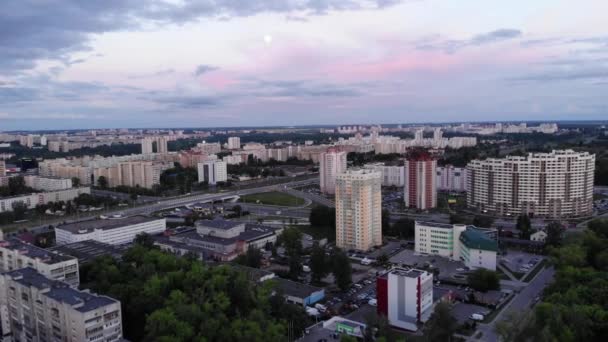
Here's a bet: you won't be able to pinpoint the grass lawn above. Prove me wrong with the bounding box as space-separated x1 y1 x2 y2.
294 225 335 241
239 191 305 206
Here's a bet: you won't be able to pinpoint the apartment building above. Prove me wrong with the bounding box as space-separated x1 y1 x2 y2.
377 268 433 331
335 169 382 251
197 160 228 185
55 216 166 245
319 148 347 195
467 150 595 217
405 153 437 210
414 221 498 270
24 176 72 192
141 136 168 154
0 160 5 177
363 163 405 187
0 268 123 342
436 165 468 192
93 161 172 189
222 155 244 165
0 187 91 213
0 239 79 287
227 137 241 150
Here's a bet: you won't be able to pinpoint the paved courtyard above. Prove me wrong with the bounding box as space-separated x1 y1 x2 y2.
452 303 490 325
500 250 543 274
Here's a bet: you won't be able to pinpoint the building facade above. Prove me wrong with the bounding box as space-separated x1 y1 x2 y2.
24 176 73 191
363 163 405 187
467 150 595 217
414 221 498 270
335 169 382 251
55 216 166 245
0 268 123 342
405 153 437 210
436 165 468 192
319 148 347 195
0 239 80 287
197 160 228 185
227 137 241 150
377 268 433 331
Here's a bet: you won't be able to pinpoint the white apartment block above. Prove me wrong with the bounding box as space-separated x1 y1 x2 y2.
197 160 228 185
363 163 405 187
93 161 172 189
0 160 5 177
0 239 80 287
319 149 347 195
436 166 468 192
0 268 123 342
24 176 73 191
467 150 595 218
55 216 166 245
0 187 91 213
377 268 433 331
335 169 383 251
227 137 241 150
414 221 497 271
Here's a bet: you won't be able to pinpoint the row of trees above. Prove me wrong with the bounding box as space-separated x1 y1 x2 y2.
510 219 608 341
0 176 35 197
80 240 311 342
310 243 353 290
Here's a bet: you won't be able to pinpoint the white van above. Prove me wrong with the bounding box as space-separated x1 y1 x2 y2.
361 257 372 266
470 313 484 321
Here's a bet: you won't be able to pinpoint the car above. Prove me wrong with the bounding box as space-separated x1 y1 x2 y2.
469 313 484 321
368 299 378 306
456 268 465 272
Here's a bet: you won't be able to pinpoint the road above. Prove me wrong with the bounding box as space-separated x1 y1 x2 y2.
284 188 335 208
11 178 318 235
471 266 555 342
91 189 160 204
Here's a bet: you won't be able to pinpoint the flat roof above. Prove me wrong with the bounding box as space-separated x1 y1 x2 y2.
50 240 125 264
460 228 498 252
274 278 324 299
390 268 426 278
416 221 454 229
196 219 244 230
172 223 276 245
0 238 75 264
229 264 275 282
3 267 117 312
56 215 163 234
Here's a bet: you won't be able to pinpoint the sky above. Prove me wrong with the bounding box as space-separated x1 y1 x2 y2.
0 0 607 130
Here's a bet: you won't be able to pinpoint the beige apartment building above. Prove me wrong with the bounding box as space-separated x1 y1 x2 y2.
319 148 347 195
93 161 171 189
0 268 123 342
335 169 383 251
0 239 80 287
467 150 595 218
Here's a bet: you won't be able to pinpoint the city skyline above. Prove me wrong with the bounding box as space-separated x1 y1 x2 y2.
1 0 607 130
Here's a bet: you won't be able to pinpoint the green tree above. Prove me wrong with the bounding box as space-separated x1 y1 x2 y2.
516 214 532 239
11 201 27 221
310 243 329 284
390 218 415 239
134 233 155 249
376 253 389 267
332 248 352 291
97 175 108 189
236 247 263 268
473 215 494 228
467 268 500 292
423 302 457 342
71 177 81 187
382 208 390 235
545 222 565 247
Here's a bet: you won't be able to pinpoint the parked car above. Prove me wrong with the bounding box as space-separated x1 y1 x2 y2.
469 313 484 321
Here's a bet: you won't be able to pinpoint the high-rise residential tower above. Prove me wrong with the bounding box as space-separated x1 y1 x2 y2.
335 169 382 251
319 148 347 195
227 137 241 150
467 149 595 217
404 152 437 210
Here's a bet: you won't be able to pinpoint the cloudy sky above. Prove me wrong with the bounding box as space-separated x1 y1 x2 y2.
1 0 607 130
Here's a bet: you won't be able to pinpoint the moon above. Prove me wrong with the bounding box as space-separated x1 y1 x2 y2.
263 35 272 44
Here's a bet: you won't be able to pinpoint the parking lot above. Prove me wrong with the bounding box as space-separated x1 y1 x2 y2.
451 303 490 325
389 249 467 280
500 250 543 274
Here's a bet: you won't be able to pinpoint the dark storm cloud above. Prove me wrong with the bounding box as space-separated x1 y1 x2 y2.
194 65 219 76
0 0 405 75
416 29 522 53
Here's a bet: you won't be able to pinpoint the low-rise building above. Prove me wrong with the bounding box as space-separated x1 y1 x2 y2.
274 278 325 307
55 215 166 245
0 268 123 342
50 240 126 264
0 239 80 287
377 268 433 331
154 219 280 261
530 230 547 243
414 221 498 270
0 187 91 213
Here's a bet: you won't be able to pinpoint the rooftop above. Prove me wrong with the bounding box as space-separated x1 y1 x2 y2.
0 238 75 264
460 228 499 252
3 267 118 312
56 215 163 234
50 240 125 264
416 221 454 229
274 278 324 298
196 219 244 230
390 268 427 278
